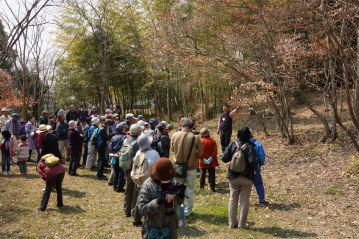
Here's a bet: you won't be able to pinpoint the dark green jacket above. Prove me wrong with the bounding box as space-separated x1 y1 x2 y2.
137 178 178 239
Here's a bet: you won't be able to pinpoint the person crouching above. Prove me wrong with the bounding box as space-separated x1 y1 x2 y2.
37 155 65 211
137 158 186 239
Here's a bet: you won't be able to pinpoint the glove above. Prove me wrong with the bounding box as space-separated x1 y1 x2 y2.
157 192 167 204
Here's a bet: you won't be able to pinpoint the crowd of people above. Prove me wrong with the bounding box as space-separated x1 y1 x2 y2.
0 103 269 238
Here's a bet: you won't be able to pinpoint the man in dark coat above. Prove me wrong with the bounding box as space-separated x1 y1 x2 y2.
217 103 240 152
66 105 79 122
152 123 170 158
68 120 82 176
41 125 62 161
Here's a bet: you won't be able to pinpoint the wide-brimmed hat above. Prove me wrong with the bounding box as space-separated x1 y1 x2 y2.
150 158 176 181
200 128 210 137
36 124 52 133
137 134 153 150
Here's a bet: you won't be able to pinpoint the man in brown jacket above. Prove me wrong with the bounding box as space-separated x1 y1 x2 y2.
171 118 203 217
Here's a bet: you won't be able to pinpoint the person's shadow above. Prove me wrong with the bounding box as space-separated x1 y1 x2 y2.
178 226 205 238
248 226 318 238
47 205 85 214
62 188 86 198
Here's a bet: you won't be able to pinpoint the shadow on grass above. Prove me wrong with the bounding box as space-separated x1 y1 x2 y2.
178 226 205 238
48 205 86 214
6 173 39 179
215 181 229 194
80 174 99 180
249 226 317 238
63 188 86 198
0 205 32 224
266 202 301 211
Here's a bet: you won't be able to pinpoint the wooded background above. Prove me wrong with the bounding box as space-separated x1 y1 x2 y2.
1 0 359 151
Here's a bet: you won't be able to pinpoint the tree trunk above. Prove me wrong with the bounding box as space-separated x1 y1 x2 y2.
355 28 359 123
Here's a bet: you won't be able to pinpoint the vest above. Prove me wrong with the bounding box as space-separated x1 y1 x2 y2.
219 112 232 132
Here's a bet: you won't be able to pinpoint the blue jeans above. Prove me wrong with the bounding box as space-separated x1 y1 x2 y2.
254 168 266 203
97 145 106 178
18 161 27 174
1 153 11 172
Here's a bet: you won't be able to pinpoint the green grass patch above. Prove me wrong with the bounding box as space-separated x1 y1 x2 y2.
325 185 344 196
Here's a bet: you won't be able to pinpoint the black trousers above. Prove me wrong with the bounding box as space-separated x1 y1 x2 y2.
124 170 139 221
220 130 232 152
132 186 142 224
113 158 126 191
69 152 80 175
39 173 64 210
82 142 88 166
200 168 216 191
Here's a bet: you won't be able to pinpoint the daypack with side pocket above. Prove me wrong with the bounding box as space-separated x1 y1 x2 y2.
229 142 247 173
131 151 149 186
119 139 136 170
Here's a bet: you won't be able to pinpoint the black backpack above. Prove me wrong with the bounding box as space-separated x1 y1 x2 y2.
151 134 163 154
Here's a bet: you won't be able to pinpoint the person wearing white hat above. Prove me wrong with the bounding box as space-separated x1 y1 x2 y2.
130 134 160 227
85 117 100 169
125 113 136 127
123 124 141 219
40 124 62 160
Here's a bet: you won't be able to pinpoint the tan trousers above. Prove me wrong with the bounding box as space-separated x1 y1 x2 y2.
228 176 253 228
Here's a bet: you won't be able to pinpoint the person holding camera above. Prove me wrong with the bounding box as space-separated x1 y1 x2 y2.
137 158 186 239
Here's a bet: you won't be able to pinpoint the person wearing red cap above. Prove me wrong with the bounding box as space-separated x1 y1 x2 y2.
137 158 185 239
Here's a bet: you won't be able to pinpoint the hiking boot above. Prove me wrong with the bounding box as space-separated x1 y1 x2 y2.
2 171 7 176
97 175 107 180
115 188 125 193
259 201 270 207
7 171 12 176
132 221 142 227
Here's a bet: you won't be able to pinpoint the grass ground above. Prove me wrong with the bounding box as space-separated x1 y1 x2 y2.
1 103 359 238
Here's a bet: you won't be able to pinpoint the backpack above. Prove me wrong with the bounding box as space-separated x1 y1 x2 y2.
151 134 163 154
82 126 89 143
42 154 60 167
119 139 136 170
131 151 149 186
91 127 99 145
229 142 247 173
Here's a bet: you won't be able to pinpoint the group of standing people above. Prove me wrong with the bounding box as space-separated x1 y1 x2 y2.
0 102 269 238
